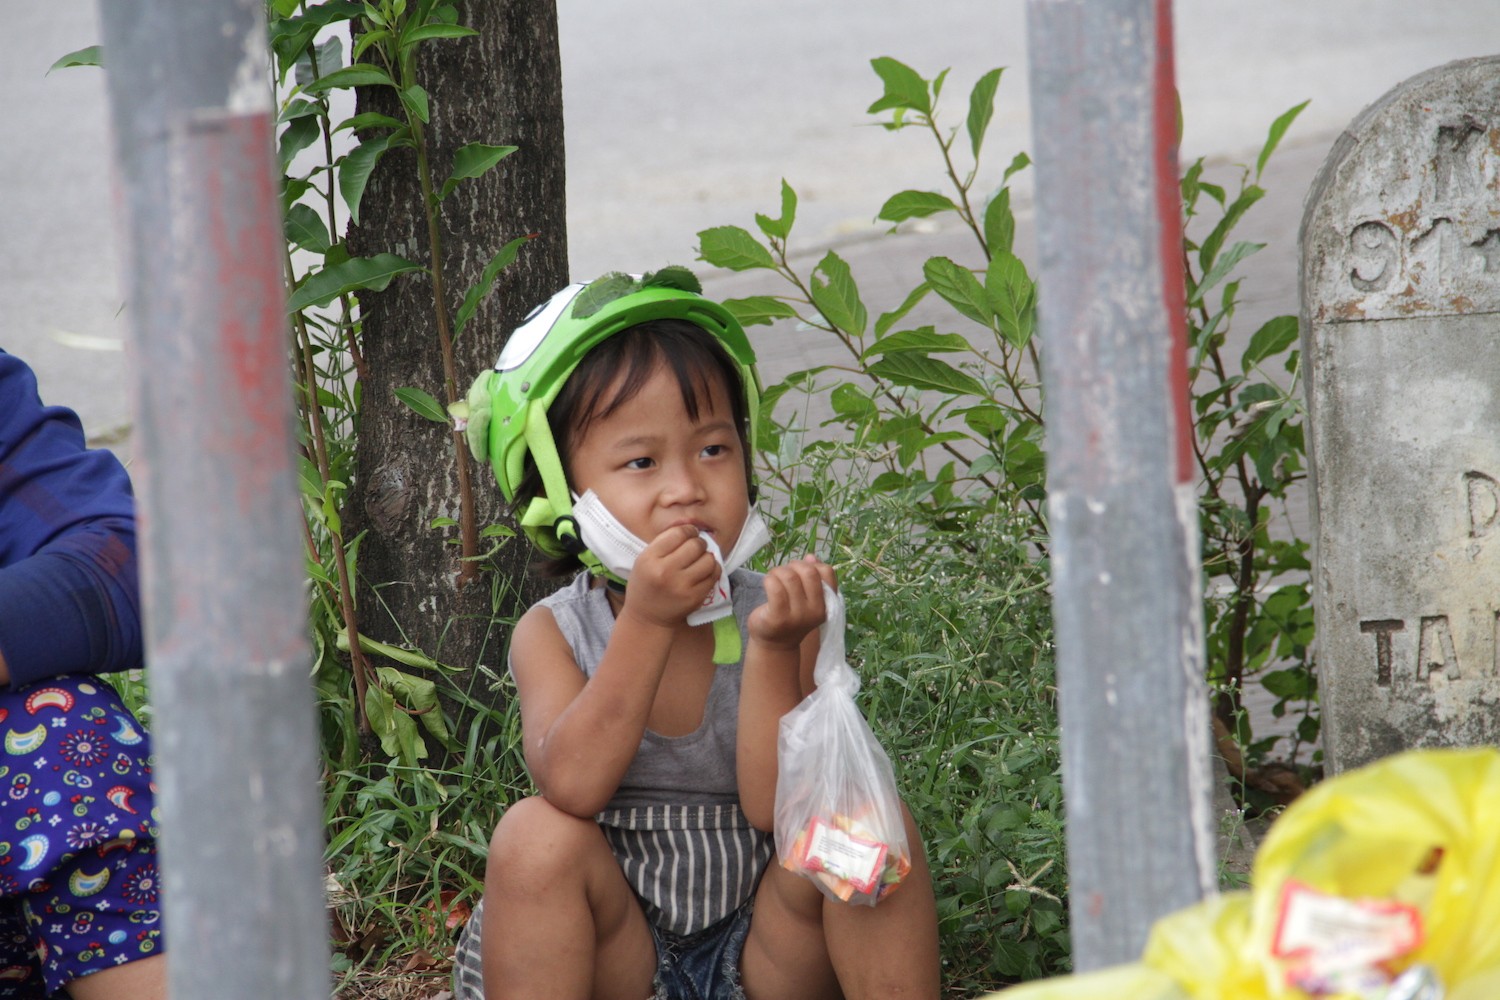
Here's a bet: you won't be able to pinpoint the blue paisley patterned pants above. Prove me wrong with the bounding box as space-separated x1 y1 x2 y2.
0 677 163 997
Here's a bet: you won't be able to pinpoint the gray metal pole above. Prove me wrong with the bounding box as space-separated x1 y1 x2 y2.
1025 0 1214 969
97 1 329 995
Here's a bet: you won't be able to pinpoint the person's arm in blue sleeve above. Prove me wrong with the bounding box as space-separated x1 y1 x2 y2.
0 350 143 687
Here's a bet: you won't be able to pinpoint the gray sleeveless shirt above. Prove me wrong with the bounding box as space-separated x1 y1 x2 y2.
527 569 774 935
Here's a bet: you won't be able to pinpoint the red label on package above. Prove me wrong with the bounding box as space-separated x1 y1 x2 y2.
1271 880 1423 992
802 817 888 894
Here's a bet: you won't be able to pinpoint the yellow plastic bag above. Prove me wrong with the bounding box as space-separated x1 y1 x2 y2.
982 961 1187 1000
1236 746 1500 998
990 747 1500 998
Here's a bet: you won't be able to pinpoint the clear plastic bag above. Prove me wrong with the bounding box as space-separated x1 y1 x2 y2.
774 584 911 905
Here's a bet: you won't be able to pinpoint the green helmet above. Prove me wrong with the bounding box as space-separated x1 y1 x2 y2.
463 269 761 573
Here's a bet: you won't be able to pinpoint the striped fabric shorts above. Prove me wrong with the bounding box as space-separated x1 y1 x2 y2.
452 801 772 999
598 802 773 937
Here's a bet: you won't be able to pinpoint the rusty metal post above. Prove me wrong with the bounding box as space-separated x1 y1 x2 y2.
1025 0 1215 969
97 1 329 995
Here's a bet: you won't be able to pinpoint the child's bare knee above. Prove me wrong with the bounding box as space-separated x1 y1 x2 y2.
487 796 602 885
758 858 827 925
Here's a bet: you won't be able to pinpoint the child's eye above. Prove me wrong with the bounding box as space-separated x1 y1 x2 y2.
701 443 730 458
625 457 654 470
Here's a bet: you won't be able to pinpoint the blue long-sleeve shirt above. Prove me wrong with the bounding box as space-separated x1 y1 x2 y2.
0 351 143 687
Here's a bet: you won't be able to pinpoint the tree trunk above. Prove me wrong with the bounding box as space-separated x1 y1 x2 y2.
346 0 566 728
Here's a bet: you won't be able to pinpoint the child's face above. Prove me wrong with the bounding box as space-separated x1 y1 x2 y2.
568 360 750 553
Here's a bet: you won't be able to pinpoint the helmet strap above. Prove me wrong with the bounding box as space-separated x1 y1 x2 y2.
522 404 615 581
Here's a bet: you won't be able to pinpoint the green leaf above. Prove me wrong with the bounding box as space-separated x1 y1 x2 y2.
870 354 985 397
1192 239 1263 306
640 266 701 293
563 267 703 323
294 37 345 90
394 387 450 424
875 283 932 338
401 85 430 124
278 115 320 171
961 404 1008 438
335 112 406 134
1242 315 1299 373
868 57 932 116
439 143 518 201
1003 151 1031 183
336 630 459 673
988 251 1036 349
862 326 970 361
454 234 533 336
829 383 876 422
1256 100 1309 180
722 296 797 327
932 68 950 103
923 257 991 327
364 682 427 765
401 22 478 47
1200 185 1264 271
809 251 867 336
984 187 1015 255
351 27 393 63
755 180 799 241
376 667 456 751
966 68 1003 158
1261 667 1314 701
877 190 959 226
303 64 397 94
968 453 1003 478
281 178 313 215
284 204 332 254
286 253 423 312
274 1 361 72
298 455 326 502
1180 158 1206 210
569 273 636 319
697 226 776 272
278 99 323 123
338 136 390 225
48 45 102 73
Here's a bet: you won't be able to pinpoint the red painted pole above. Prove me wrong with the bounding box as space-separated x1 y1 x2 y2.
1025 0 1214 969
98 2 329 995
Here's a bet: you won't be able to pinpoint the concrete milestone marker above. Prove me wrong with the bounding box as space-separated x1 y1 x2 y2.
1302 56 1500 773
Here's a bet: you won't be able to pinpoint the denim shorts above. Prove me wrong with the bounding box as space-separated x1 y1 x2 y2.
450 892 755 1000
649 897 753 1000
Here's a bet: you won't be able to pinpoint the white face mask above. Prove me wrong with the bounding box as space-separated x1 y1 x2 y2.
571 489 770 625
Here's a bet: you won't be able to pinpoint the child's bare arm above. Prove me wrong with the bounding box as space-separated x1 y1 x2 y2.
737 558 835 830
511 525 720 817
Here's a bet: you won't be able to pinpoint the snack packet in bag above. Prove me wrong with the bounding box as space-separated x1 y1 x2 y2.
775 584 911 905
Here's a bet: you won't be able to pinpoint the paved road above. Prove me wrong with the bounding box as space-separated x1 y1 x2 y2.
3 2 1497 436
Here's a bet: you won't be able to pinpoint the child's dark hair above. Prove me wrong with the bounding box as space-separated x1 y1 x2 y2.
516 318 753 578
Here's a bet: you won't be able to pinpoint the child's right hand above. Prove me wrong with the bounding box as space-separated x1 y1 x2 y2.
620 524 720 630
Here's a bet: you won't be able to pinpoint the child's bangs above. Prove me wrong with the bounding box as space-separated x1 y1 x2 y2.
566 321 744 447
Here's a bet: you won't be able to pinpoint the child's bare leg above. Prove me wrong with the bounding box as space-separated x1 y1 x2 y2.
482 796 657 1000
741 803 941 1000
740 860 842 1000
64 954 167 1000
821 803 940 999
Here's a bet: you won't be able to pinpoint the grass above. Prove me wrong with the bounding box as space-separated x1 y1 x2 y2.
772 458 1068 992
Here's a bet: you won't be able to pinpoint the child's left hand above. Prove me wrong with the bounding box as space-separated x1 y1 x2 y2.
749 556 837 651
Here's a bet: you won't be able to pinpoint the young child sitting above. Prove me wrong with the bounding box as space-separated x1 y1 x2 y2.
452 271 940 999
